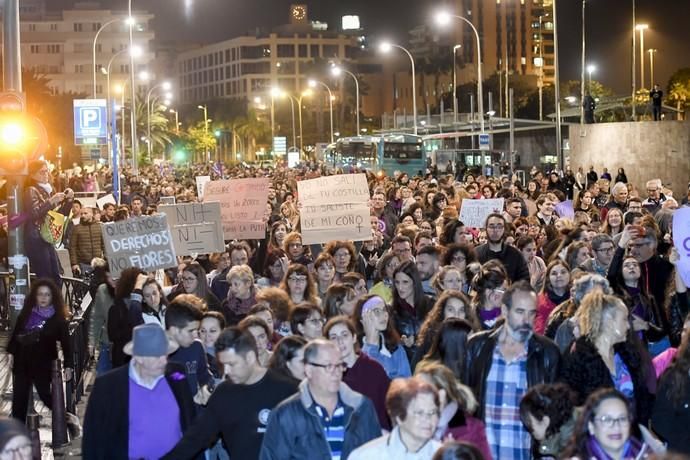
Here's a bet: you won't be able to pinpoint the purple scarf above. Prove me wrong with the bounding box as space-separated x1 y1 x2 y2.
24 305 55 332
586 434 646 460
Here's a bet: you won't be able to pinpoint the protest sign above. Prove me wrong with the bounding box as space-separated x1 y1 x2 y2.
673 207 690 286
196 176 211 199
96 194 116 210
159 202 224 256
203 178 270 239
102 215 177 277
555 200 575 219
80 197 97 210
459 198 505 228
297 174 370 244
159 196 176 205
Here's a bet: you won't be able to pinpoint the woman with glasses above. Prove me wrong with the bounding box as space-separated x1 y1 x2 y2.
563 388 652 460
256 249 288 289
349 377 441 459
24 160 74 285
353 295 411 379
8 279 73 423
168 262 221 312
470 262 509 330
325 316 392 430
441 243 478 292
561 291 655 424
415 362 491 459
280 263 320 306
289 303 325 340
325 240 361 282
282 231 313 268
0 416 33 460
431 266 466 296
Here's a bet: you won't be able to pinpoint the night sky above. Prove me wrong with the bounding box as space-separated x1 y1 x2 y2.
57 0 690 94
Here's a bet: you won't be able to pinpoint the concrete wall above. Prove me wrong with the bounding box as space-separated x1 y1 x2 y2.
568 121 690 196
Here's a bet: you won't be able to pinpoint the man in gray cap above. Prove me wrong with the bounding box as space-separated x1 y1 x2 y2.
83 323 197 459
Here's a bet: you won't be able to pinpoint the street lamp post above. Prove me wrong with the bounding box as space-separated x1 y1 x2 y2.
631 0 636 120
379 42 417 134
452 45 461 125
296 89 312 155
146 81 172 161
128 0 139 173
198 104 209 162
92 17 125 98
580 0 586 125
283 94 297 151
648 49 657 87
553 0 564 169
587 64 596 93
308 79 334 143
331 65 360 136
636 24 649 89
270 86 280 152
435 12 485 133
169 109 180 135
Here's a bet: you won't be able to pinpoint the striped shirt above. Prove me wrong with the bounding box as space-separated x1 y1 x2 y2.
313 398 346 460
484 346 531 460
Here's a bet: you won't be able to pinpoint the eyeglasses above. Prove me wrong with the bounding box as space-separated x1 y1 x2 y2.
0 443 32 459
646 189 658 193
593 415 631 428
487 224 505 230
452 254 466 262
307 361 347 373
181 277 197 282
410 409 440 420
595 246 614 254
288 276 308 283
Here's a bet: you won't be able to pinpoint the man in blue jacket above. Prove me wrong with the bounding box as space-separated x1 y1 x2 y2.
259 339 381 459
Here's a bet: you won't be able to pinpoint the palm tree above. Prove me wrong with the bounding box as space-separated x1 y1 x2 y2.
133 93 173 159
236 109 270 161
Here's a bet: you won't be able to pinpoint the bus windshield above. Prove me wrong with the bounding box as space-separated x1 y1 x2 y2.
382 142 423 160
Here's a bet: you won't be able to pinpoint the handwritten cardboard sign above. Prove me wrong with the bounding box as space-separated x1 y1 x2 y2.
203 178 270 239
101 214 177 278
96 194 116 210
298 174 371 244
673 207 690 287
158 202 225 256
459 198 505 228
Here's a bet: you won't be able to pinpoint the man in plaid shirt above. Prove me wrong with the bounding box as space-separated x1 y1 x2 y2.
465 281 561 460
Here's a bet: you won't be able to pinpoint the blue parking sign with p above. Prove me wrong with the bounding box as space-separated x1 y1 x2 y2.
74 99 107 145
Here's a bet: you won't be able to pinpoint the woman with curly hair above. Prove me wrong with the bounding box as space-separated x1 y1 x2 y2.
519 383 578 459
8 279 73 422
413 291 477 368
563 388 651 460
282 231 313 268
353 295 411 379
439 220 470 246
560 291 655 424
651 312 690 453
221 264 257 325
431 265 465 295
441 243 478 292
255 287 294 337
279 201 300 232
325 240 361 282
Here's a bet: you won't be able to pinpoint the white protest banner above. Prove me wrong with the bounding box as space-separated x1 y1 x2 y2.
159 196 176 205
96 194 116 210
196 176 211 199
459 198 505 228
80 197 97 209
297 173 370 245
159 202 225 256
673 207 690 286
203 178 270 239
102 215 177 278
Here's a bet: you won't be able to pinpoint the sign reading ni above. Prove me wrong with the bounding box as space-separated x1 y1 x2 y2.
73 99 107 145
159 202 225 256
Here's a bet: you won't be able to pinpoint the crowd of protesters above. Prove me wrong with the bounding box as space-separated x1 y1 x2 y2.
4 157 690 460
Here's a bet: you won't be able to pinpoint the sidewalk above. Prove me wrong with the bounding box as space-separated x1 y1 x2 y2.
0 331 95 459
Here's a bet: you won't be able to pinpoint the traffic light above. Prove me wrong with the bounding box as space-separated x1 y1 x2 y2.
173 149 188 163
0 91 47 176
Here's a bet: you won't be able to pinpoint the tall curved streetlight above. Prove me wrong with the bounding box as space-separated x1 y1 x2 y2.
435 12 484 133
272 87 297 151
308 79 334 144
146 81 172 160
128 0 139 173
331 65 360 136
379 42 417 135
92 17 133 98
